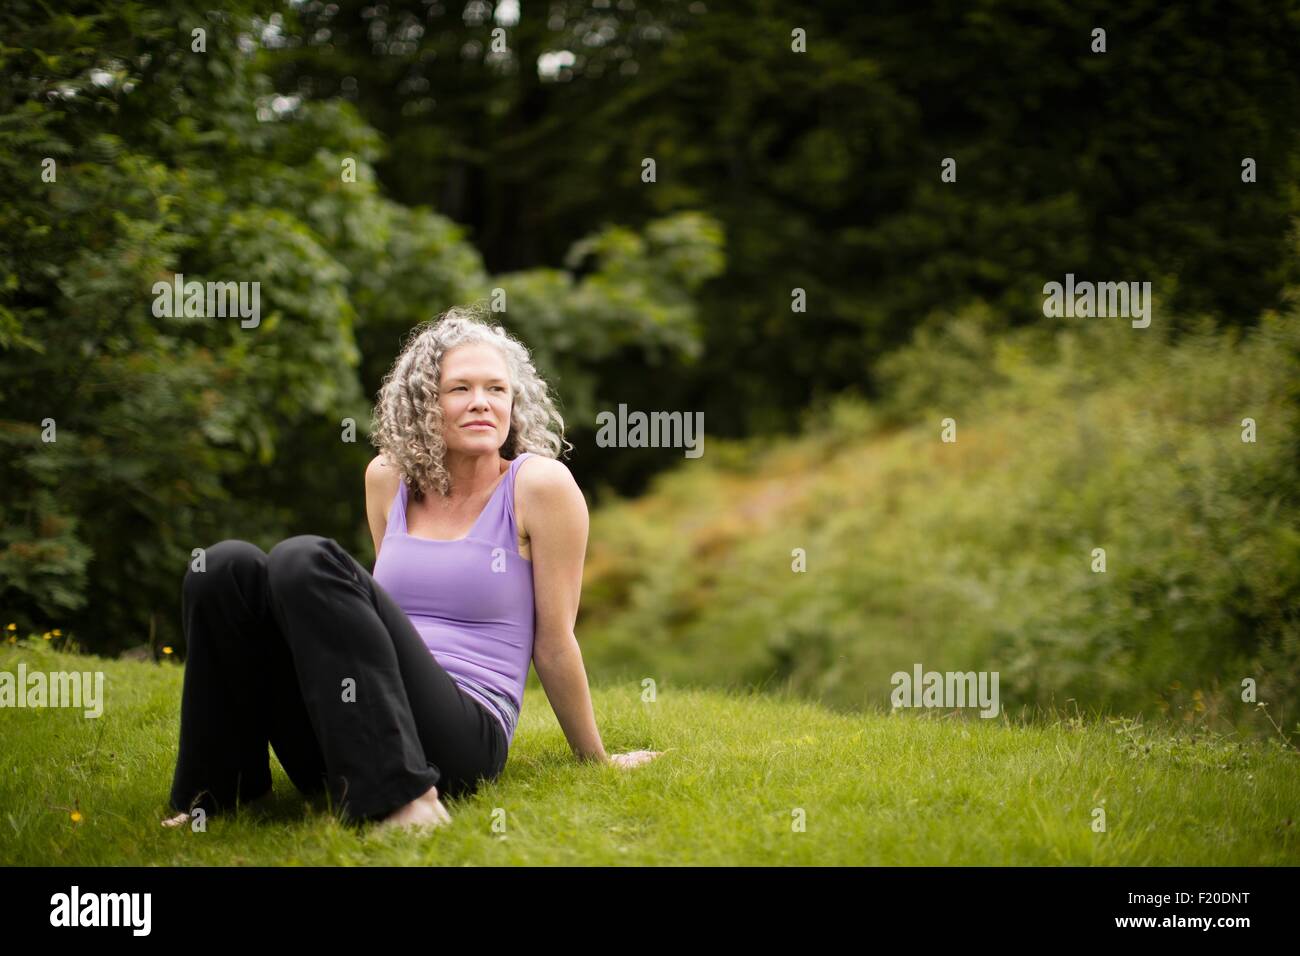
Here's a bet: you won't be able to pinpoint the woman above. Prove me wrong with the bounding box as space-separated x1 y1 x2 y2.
162 306 662 833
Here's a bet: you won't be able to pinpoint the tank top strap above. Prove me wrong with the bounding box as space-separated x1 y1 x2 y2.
479 452 534 552
505 452 533 528
385 478 408 537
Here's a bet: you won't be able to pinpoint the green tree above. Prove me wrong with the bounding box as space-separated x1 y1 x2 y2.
0 0 717 654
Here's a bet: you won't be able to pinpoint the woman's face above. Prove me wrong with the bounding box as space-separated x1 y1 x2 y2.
438 342 513 454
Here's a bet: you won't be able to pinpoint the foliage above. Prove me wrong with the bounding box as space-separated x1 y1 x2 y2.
0 1 715 654
578 291 1300 738
272 0 1300 436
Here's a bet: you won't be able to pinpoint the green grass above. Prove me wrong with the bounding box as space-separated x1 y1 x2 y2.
3 639 1296 865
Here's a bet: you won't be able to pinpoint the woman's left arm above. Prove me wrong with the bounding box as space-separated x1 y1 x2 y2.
523 459 607 763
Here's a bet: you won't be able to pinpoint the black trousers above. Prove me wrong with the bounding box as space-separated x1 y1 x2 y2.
167 534 508 825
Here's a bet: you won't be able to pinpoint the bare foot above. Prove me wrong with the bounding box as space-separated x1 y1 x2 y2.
161 792 270 828
372 784 452 834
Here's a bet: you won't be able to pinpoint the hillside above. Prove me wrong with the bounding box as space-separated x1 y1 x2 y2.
575 306 1300 741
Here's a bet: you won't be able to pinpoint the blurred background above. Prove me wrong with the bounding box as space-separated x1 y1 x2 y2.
2 0 1298 737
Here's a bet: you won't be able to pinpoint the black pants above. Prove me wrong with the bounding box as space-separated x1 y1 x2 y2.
167 535 508 825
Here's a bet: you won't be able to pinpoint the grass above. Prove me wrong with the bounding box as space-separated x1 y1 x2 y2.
2 639 1297 865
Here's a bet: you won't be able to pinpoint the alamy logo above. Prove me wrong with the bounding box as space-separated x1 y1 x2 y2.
0 664 104 718
49 885 151 935
151 272 261 328
1042 273 1151 328
890 663 1000 718
594 404 703 458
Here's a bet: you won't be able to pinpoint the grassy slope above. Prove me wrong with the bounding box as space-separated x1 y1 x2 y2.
575 312 1300 739
2 641 1296 865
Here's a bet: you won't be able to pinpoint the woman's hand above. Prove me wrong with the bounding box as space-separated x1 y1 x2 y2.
607 749 667 769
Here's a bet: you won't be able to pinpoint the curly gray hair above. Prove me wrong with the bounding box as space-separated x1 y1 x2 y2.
369 303 572 501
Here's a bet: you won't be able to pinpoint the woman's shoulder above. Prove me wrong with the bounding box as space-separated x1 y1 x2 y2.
366 453 402 490
514 454 585 530
514 452 574 489
365 454 403 515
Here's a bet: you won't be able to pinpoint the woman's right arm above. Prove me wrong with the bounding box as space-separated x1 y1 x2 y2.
364 455 396 561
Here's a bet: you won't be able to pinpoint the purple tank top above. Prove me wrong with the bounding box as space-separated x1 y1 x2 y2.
372 452 537 747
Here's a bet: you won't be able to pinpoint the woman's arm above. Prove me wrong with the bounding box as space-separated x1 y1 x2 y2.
535 645 607 763
364 454 398 561
522 458 607 763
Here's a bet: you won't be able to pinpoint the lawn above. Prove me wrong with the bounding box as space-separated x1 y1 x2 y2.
2 639 1296 865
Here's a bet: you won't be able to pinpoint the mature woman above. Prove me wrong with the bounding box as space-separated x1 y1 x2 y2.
162 306 661 833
